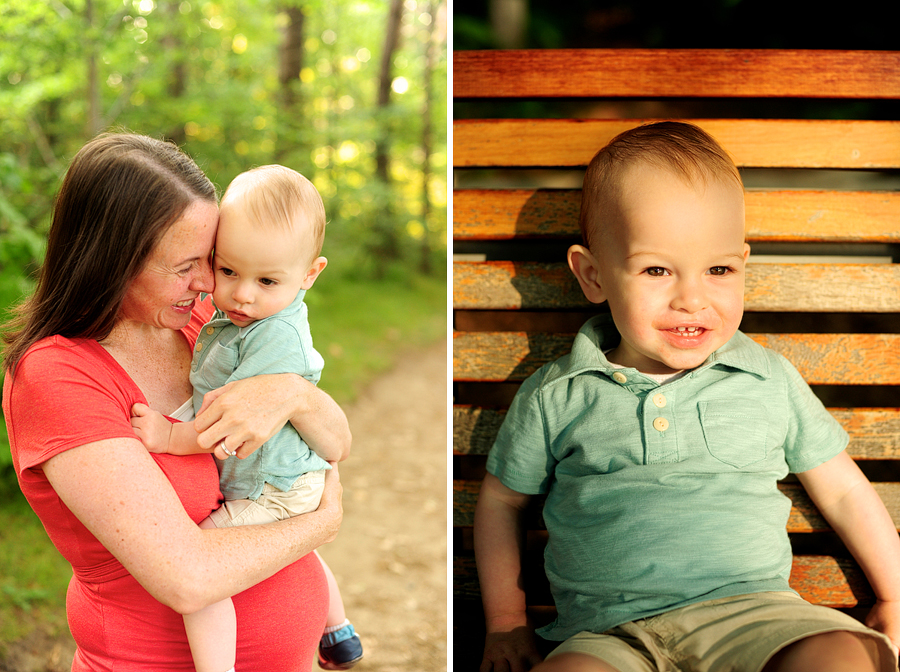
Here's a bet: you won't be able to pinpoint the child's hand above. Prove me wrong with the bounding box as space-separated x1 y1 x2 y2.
866 599 900 656
480 627 543 672
130 403 172 454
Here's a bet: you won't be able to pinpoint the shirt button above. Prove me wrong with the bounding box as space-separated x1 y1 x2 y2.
195 342 203 352
653 393 667 408
206 326 215 335
612 372 628 384
653 417 669 432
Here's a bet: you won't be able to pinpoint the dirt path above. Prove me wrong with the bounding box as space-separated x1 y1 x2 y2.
0 341 448 672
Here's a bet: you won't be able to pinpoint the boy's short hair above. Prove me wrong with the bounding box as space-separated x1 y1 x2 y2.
221 165 327 259
579 121 743 248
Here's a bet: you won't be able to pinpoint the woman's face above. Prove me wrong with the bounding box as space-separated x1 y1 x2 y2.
119 200 218 332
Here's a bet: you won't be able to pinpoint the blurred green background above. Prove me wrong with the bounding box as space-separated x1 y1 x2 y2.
0 0 446 653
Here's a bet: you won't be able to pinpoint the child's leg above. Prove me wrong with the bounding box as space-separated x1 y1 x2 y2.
183 599 237 672
182 516 237 672
762 631 878 672
533 654 624 672
316 550 347 627
315 549 363 670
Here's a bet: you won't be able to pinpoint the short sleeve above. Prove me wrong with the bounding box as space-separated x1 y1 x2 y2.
486 367 557 495
777 353 849 473
5 340 140 473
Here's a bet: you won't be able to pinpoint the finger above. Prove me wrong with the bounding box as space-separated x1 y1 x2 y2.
197 385 228 426
131 402 150 418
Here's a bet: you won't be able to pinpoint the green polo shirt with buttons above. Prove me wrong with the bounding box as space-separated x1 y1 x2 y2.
487 315 848 641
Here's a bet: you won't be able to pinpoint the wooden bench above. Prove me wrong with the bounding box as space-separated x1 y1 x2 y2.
452 49 900 669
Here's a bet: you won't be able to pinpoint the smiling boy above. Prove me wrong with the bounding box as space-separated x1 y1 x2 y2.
474 122 900 672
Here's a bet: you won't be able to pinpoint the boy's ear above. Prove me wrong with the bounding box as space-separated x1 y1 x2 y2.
301 256 327 289
567 244 606 304
743 242 751 263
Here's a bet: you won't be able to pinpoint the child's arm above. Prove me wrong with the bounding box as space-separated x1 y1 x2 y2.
130 403 215 457
797 449 900 650
474 473 544 672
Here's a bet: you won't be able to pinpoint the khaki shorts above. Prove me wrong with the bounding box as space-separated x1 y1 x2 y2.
208 469 326 528
546 592 897 672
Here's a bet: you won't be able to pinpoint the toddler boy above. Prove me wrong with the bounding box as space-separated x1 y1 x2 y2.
132 165 362 672
474 122 900 672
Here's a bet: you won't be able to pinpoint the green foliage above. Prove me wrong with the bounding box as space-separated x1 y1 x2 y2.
0 0 447 277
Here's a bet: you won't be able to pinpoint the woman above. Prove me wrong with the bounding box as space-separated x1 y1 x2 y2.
2 133 348 670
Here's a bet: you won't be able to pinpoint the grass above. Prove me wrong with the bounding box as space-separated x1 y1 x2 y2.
0 486 72 645
0 270 447 652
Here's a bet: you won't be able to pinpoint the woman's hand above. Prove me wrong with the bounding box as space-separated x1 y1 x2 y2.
193 374 351 462
314 463 344 545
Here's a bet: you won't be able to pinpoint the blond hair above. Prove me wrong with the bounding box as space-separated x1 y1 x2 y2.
221 165 326 261
579 121 743 248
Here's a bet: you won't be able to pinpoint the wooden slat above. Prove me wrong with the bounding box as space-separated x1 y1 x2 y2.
453 555 873 607
453 480 900 533
454 50 900 100
453 261 900 313
453 119 900 169
453 406 900 459
453 331 900 385
452 189 900 243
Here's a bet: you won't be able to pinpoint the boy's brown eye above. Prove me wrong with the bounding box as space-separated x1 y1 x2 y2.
646 267 667 277
709 266 729 276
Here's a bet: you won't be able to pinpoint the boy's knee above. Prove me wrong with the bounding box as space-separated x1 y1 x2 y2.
533 652 622 672
763 630 879 672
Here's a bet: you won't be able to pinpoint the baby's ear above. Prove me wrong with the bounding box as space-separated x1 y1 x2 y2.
301 256 328 289
567 245 606 304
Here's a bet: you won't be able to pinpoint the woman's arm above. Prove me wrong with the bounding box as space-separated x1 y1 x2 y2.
41 438 342 615
192 373 351 462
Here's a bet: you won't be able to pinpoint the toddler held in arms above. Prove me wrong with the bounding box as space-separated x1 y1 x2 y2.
132 165 362 672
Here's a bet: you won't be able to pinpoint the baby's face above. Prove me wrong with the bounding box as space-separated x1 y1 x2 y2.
212 202 317 327
592 164 748 374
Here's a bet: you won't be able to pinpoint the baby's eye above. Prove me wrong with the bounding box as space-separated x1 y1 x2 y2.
708 266 731 276
645 267 669 277
218 267 236 277
260 278 277 286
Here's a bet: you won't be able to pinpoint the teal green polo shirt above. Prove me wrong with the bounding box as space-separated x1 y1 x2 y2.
487 315 848 641
190 290 330 501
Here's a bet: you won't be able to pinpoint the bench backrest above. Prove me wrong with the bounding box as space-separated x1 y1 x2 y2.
452 48 900 667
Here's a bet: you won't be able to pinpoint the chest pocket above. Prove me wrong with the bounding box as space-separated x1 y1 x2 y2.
195 341 239 387
698 400 769 468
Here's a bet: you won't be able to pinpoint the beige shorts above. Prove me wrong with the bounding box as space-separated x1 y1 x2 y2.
546 592 897 672
208 469 326 528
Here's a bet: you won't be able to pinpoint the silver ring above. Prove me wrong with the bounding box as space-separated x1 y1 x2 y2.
219 440 237 457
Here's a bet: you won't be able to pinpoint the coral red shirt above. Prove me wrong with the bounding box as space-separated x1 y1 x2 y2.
3 300 328 671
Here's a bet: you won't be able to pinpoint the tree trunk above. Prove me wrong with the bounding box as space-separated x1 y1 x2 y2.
418 0 445 274
375 0 404 183
85 0 101 138
277 4 305 163
370 0 405 271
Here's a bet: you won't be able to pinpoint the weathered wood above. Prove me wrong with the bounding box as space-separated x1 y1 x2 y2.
453 331 900 385
453 261 900 312
453 480 900 533
452 189 900 243
454 50 900 100
453 554 873 608
453 406 900 459
454 119 900 169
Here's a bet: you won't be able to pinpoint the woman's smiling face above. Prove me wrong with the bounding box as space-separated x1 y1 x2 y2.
119 200 218 332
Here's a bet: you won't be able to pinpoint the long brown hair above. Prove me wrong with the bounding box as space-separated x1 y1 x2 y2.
3 133 217 370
